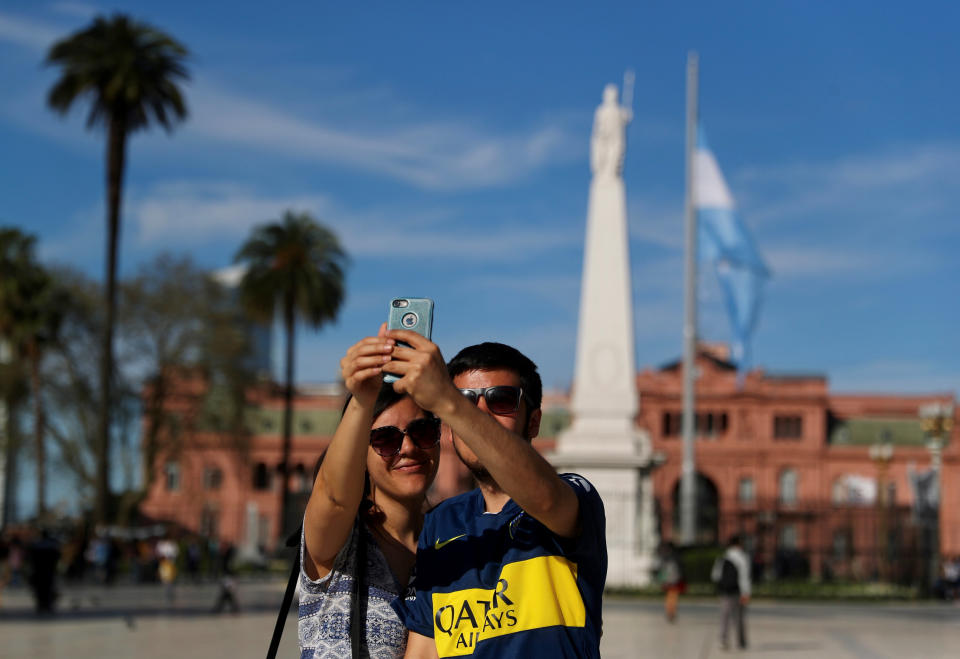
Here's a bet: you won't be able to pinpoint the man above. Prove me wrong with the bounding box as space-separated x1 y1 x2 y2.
711 534 751 650
383 333 607 658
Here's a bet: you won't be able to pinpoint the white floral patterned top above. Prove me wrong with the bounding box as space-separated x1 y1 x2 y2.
298 520 407 658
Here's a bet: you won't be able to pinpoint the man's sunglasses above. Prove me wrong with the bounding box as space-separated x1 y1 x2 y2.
369 417 441 457
459 386 525 415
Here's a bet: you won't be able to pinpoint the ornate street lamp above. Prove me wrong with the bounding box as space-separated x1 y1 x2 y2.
869 434 894 581
919 402 953 590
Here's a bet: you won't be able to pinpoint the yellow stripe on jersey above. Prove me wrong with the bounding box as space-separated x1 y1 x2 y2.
430 555 585 657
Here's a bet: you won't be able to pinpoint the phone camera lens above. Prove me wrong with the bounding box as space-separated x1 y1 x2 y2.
392 299 409 308
401 312 418 328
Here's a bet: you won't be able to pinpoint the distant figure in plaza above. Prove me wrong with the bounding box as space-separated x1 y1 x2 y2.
28 529 61 615
212 542 239 614
655 541 684 623
712 534 751 650
298 327 441 657
590 83 632 180
157 535 179 604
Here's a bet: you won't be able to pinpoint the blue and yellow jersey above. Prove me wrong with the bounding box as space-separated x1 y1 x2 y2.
392 473 607 658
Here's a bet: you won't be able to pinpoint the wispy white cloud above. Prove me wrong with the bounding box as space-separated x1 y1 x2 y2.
50 2 99 19
182 83 578 189
126 181 582 260
628 197 683 250
737 142 960 229
0 11 61 50
763 245 875 278
0 7 580 192
129 181 331 246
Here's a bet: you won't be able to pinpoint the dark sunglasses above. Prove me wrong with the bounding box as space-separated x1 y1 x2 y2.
369 417 441 457
459 386 524 415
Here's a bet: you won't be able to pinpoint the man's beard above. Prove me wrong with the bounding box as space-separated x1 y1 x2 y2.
452 440 495 486
452 421 533 488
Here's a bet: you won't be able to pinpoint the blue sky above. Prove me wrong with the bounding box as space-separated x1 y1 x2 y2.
1 1 958 398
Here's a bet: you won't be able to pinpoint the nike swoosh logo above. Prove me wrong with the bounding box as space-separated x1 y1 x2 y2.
434 534 466 550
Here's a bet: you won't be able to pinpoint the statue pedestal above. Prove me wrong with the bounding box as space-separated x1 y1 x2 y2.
549 89 659 587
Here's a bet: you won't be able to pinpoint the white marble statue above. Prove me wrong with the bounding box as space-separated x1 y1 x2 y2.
590 83 633 180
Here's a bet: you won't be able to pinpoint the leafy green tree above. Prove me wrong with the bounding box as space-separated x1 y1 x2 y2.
0 228 35 525
0 229 66 519
18 267 66 519
235 211 347 535
120 254 254 497
46 14 189 523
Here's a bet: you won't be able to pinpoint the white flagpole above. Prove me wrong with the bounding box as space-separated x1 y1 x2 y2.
680 51 699 546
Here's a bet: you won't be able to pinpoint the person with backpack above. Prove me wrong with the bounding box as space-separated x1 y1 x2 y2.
711 534 751 650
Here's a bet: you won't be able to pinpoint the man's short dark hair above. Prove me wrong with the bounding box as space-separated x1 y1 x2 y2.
447 342 542 411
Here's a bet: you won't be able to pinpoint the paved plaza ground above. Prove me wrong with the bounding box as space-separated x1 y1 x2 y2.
2 580 959 658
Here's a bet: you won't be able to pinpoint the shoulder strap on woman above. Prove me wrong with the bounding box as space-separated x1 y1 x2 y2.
352 508 370 657
266 526 302 659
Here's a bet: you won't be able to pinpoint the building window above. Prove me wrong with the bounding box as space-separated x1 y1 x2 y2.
832 529 851 561
252 462 271 490
662 412 680 437
203 466 223 491
773 415 803 439
164 462 180 491
779 524 798 550
738 477 755 504
661 411 729 438
293 464 310 493
779 468 798 505
831 478 845 505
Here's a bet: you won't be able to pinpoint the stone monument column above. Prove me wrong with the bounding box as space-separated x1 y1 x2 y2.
549 82 659 588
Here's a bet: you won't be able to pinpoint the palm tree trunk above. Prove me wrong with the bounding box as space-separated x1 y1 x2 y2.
96 114 127 524
280 292 296 537
29 340 45 519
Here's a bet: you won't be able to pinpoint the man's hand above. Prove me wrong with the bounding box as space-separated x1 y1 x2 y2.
740 595 750 606
382 329 460 413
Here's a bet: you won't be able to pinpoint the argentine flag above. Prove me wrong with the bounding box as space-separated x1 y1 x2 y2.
694 125 770 373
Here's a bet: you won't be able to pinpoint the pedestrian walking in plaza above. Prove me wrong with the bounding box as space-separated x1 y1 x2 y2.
28 529 61 615
212 542 239 614
655 541 684 623
712 534 751 650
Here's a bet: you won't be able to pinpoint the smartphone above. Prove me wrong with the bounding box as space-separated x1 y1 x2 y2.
383 297 434 383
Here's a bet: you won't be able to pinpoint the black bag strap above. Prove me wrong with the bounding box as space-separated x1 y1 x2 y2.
267 510 370 659
266 527 302 659
352 505 371 658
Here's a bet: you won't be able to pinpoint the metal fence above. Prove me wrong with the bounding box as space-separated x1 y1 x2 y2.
650 494 939 587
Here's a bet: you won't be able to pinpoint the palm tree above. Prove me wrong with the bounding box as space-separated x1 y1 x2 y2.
19 269 66 519
235 211 347 536
46 14 189 523
0 229 35 523
0 229 63 519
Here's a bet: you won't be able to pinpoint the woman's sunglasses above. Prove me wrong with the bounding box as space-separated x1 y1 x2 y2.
458 386 524 415
369 417 441 457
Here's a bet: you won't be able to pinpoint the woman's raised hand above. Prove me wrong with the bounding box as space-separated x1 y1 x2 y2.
340 323 394 408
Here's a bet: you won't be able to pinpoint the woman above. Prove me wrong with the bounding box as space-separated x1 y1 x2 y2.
656 541 684 623
299 329 441 658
